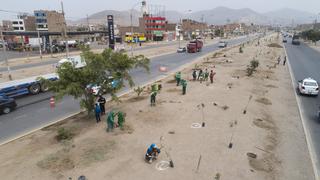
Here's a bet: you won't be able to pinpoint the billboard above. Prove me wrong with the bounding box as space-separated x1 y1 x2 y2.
107 15 115 50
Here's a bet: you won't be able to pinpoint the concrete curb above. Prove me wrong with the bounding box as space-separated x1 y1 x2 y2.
0 35 256 147
284 45 319 180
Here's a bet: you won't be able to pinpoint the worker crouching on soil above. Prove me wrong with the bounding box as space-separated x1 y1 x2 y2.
145 143 161 163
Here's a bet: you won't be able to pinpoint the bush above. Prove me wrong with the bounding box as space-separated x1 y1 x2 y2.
56 127 73 141
239 47 243 53
246 59 259 76
134 86 145 96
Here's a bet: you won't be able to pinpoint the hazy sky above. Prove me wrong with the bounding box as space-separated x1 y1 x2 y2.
0 0 319 21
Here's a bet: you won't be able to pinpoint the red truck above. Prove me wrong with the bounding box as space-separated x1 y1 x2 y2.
187 39 203 53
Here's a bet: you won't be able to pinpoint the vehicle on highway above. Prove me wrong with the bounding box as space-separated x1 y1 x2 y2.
187 39 203 53
292 35 300 45
0 95 17 114
282 39 287 43
298 77 319 96
177 47 186 53
0 74 58 98
57 55 87 69
87 76 119 96
218 41 228 48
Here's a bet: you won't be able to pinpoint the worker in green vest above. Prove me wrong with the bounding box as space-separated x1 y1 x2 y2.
106 110 115 132
117 111 125 129
181 79 187 95
175 72 181 86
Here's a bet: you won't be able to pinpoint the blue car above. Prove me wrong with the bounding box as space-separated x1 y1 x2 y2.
0 95 17 114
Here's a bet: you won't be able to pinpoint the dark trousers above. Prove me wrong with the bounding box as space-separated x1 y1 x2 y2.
182 86 186 95
151 96 156 106
100 104 105 115
176 78 181 86
95 113 101 123
210 77 213 83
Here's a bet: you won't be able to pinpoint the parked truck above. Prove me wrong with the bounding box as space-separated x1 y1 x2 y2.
187 39 203 53
0 74 58 98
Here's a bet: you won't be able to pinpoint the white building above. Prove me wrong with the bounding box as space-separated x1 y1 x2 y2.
12 19 25 32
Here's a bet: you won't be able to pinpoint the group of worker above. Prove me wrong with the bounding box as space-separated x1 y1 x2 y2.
94 95 126 132
192 68 216 84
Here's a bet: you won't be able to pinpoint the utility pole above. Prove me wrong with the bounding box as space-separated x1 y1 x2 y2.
61 1 69 58
130 9 134 57
86 14 90 31
37 30 42 59
0 29 12 80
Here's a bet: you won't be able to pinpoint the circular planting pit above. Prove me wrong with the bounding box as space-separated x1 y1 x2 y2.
191 123 202 128
247 152 257 159
156 161 171 171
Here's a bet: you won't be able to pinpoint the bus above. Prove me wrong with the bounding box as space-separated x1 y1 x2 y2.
125 33 146 43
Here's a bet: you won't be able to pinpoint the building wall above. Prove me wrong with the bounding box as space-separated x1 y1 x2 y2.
23 16 36 31
35 10 65 32
2 20 13 31
47 11 65 32
139 14 167 41
11 19 25 32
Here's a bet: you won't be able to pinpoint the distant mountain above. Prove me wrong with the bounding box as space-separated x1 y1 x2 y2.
68 7 316 27
70 9 141 26
263 8 315 25
187 7 269 25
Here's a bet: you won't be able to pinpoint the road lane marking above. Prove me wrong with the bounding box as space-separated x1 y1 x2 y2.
285 45 319 180
13 114 27 121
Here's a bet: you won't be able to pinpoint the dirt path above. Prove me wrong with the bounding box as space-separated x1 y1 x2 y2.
0 34 313 180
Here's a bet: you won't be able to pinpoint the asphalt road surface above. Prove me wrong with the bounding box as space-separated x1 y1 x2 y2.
0 34 258 144
0 40 182 64
284 41 320 174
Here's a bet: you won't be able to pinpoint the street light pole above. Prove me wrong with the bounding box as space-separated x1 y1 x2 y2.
37 30 42 59
0 29 12 80
61 1 69 58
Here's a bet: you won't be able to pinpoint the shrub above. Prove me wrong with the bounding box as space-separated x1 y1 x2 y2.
239 47 243 53
56 127 73 141
246 59 259 76
134 86 145 96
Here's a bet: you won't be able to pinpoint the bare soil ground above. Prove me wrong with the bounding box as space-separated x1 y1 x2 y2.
0 34 314 180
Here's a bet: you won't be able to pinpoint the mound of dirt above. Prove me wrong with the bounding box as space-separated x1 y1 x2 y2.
255 97 272 105
267 43 283 48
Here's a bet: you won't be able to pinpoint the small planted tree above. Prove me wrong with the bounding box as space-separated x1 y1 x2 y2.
239 47 243 53
246 59 259 76
134 86 145 97
43 47 150 116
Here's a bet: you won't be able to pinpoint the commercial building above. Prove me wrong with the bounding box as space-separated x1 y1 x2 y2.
139 14 167 41
2 20 13 31
181 19 207 39
34 10 65 32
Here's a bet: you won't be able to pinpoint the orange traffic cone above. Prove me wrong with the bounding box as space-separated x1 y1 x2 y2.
50 96 55 108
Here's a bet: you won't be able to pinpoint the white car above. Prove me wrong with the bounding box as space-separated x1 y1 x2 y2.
177 47 186 53
298 78 319 96
218 41 227 48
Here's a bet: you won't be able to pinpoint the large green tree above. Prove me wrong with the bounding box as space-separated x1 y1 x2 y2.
46 47 150 115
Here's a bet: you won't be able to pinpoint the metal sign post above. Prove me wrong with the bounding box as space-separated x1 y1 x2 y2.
107 15 115 50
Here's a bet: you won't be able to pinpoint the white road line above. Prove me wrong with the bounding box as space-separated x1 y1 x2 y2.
12 114 27 121
284 45 319 180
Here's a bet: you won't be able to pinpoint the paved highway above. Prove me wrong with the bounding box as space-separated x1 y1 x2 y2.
0 34 258 144
285 41 320 174
0 40 183 65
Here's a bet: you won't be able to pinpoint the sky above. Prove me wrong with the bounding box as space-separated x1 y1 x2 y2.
0 0 319 21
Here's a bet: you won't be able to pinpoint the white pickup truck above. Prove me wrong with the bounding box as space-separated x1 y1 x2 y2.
57 55 87 69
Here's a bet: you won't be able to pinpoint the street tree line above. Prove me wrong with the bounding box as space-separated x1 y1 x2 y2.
301 29 320 44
